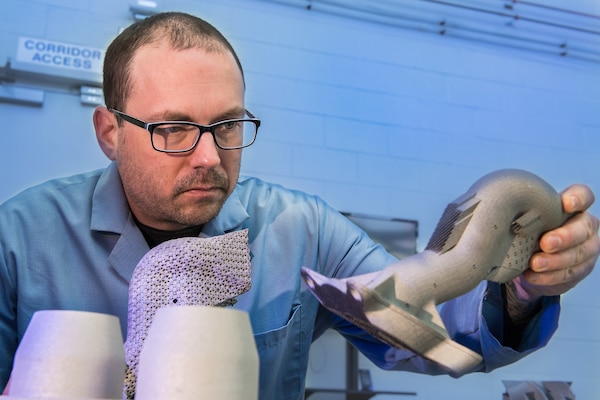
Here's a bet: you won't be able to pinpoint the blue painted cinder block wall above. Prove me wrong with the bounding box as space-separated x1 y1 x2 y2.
1 0 598 398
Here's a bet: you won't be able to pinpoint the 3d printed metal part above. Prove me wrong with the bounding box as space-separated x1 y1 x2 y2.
302 169 569 376
123 230 251 399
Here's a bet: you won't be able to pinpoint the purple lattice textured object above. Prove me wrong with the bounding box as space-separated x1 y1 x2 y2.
123 229 251 399
302 169 569 376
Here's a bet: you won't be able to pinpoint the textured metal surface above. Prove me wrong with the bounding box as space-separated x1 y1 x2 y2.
123 230 251 399
302 169 569 375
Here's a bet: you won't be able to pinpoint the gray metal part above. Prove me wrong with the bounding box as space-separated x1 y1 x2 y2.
302 169 569 375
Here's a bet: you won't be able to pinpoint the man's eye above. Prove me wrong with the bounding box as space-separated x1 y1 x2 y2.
155 124 190 135
220 121 239 130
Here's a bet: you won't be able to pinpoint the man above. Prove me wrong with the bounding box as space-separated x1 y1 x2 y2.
0 12 598 400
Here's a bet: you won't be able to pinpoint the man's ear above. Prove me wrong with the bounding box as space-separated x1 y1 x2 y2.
93 106 118 160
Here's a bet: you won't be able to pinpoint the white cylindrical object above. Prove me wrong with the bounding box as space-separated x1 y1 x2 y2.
9 310 125 399
135 306 259 400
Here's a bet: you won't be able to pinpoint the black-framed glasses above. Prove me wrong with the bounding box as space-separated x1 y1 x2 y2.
110 109 260 153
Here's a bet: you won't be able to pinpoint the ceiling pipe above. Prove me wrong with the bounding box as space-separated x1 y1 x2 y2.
509 0 600 20
264 0 599 62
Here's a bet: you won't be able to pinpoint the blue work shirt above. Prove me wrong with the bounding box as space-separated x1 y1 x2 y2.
0 162 559 400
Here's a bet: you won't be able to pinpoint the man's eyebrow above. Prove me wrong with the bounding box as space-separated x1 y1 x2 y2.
212 107 246 122
153 107 246 124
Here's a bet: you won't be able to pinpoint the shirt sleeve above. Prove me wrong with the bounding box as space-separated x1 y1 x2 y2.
441 281 559 374
0 219 19 389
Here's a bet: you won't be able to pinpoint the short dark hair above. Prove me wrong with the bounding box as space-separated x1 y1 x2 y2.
102 12 244 112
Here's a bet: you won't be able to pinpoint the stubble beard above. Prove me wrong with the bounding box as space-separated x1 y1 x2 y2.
122 166 232 229
171 168 231 226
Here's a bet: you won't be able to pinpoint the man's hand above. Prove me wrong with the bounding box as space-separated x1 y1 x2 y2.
512 184 599 302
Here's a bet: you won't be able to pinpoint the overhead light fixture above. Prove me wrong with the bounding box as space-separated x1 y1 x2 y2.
129 1 160 21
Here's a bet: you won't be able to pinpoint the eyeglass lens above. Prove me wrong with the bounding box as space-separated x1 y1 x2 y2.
151 120 257 151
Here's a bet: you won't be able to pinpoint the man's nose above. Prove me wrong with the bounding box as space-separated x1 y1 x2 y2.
187 131 221 168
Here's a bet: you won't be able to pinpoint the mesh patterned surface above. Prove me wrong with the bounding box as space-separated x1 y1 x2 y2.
123 229 252 399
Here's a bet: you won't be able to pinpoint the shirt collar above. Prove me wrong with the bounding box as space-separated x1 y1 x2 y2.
91 161 130 234
202 184 250 236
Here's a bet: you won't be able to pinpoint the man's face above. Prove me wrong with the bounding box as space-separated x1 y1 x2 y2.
114 43 245 230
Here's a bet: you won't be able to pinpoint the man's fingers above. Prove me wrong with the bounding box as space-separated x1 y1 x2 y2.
560 184 595 213
537 211 599 256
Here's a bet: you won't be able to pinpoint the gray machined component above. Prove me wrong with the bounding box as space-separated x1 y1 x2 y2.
302 169 569 376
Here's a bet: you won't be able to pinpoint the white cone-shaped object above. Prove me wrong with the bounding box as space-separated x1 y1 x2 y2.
135 306 259 400
9 310 125 398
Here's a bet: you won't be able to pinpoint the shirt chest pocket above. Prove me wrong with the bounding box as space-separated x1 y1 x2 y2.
253 304 307 400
